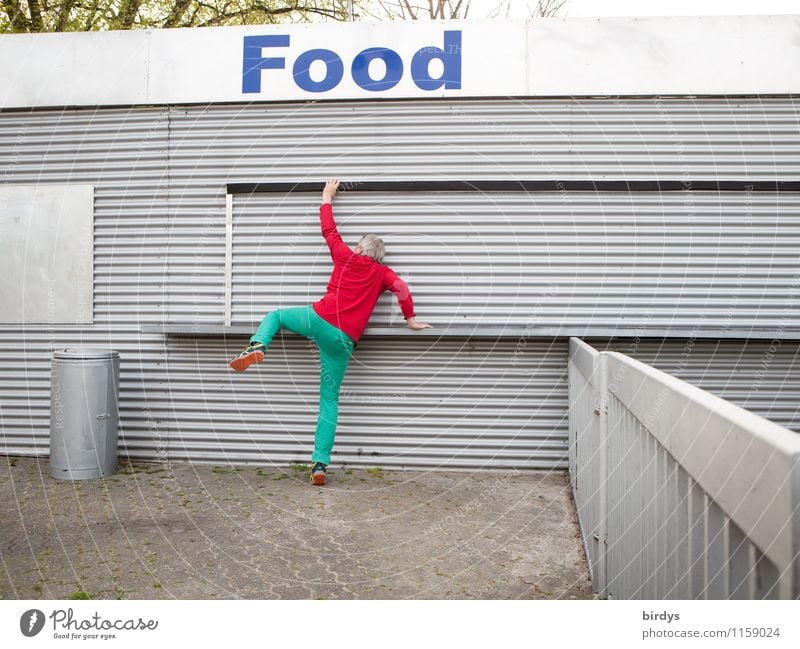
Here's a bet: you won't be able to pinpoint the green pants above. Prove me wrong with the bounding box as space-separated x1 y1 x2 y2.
250 305 355 465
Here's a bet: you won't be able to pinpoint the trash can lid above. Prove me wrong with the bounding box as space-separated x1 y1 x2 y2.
54 347 119 360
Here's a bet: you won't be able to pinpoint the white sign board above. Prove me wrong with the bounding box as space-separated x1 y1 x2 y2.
0 15 798 109
527 15 800 96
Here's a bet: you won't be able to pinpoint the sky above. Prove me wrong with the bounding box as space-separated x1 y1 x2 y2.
473 0 800 18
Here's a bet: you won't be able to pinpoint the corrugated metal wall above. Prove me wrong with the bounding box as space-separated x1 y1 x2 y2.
176 98 800 330
232 191 799 331
166 336 567 469
1 97 799 467
0 107 171 458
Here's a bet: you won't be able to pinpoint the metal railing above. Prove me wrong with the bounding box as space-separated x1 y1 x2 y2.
569 337 800 599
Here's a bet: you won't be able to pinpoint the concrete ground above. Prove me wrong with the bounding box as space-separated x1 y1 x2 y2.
0 456 594 600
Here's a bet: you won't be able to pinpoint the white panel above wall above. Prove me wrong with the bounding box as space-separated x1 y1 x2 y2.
0 30 149 109
2 15 799 109
527 15 800 96
0 184 93 324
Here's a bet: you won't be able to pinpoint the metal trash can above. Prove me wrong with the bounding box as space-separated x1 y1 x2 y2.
49 347 120 480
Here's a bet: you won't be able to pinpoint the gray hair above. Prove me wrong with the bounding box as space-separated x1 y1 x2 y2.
358 234 385 263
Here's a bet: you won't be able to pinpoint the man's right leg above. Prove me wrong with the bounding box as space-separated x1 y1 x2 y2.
250 305 316 347
230 305 316 371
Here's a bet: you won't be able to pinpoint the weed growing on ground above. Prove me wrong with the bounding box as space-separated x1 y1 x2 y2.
67 589 91 600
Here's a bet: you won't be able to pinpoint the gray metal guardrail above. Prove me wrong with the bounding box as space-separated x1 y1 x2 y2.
569 337 800 599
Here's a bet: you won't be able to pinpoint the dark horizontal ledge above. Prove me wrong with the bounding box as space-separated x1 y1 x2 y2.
227 180 800 195
140 325 800 340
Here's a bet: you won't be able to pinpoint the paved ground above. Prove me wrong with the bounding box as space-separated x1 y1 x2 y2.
1 456 594 600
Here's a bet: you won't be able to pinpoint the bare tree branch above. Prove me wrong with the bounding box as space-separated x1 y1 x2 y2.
370 0 474 20
449 0 464 19
194 1 340 27
535 0 568 18
400 0 417 20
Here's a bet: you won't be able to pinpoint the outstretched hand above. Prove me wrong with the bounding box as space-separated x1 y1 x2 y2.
407 317 433 330
322 178 340 203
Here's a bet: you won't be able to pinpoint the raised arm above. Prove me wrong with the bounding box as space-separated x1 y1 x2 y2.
384 268 432 330
320 178 353 264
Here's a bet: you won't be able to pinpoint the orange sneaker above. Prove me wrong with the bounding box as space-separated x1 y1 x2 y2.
310 462 327 485
229 342 265 372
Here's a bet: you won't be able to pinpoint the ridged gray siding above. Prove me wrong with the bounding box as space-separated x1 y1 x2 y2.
1 96 799 465
0 107 171 458
166 337 568 469
173 98 800 329
232 191 799 331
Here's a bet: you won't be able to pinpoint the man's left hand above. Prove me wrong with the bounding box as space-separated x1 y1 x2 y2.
322 178 340 203
407 317 433 330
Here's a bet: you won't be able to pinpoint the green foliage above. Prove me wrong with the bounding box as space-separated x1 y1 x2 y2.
1 1 567 34
211 466 239 474
1 0 352 34
67 589 92 599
